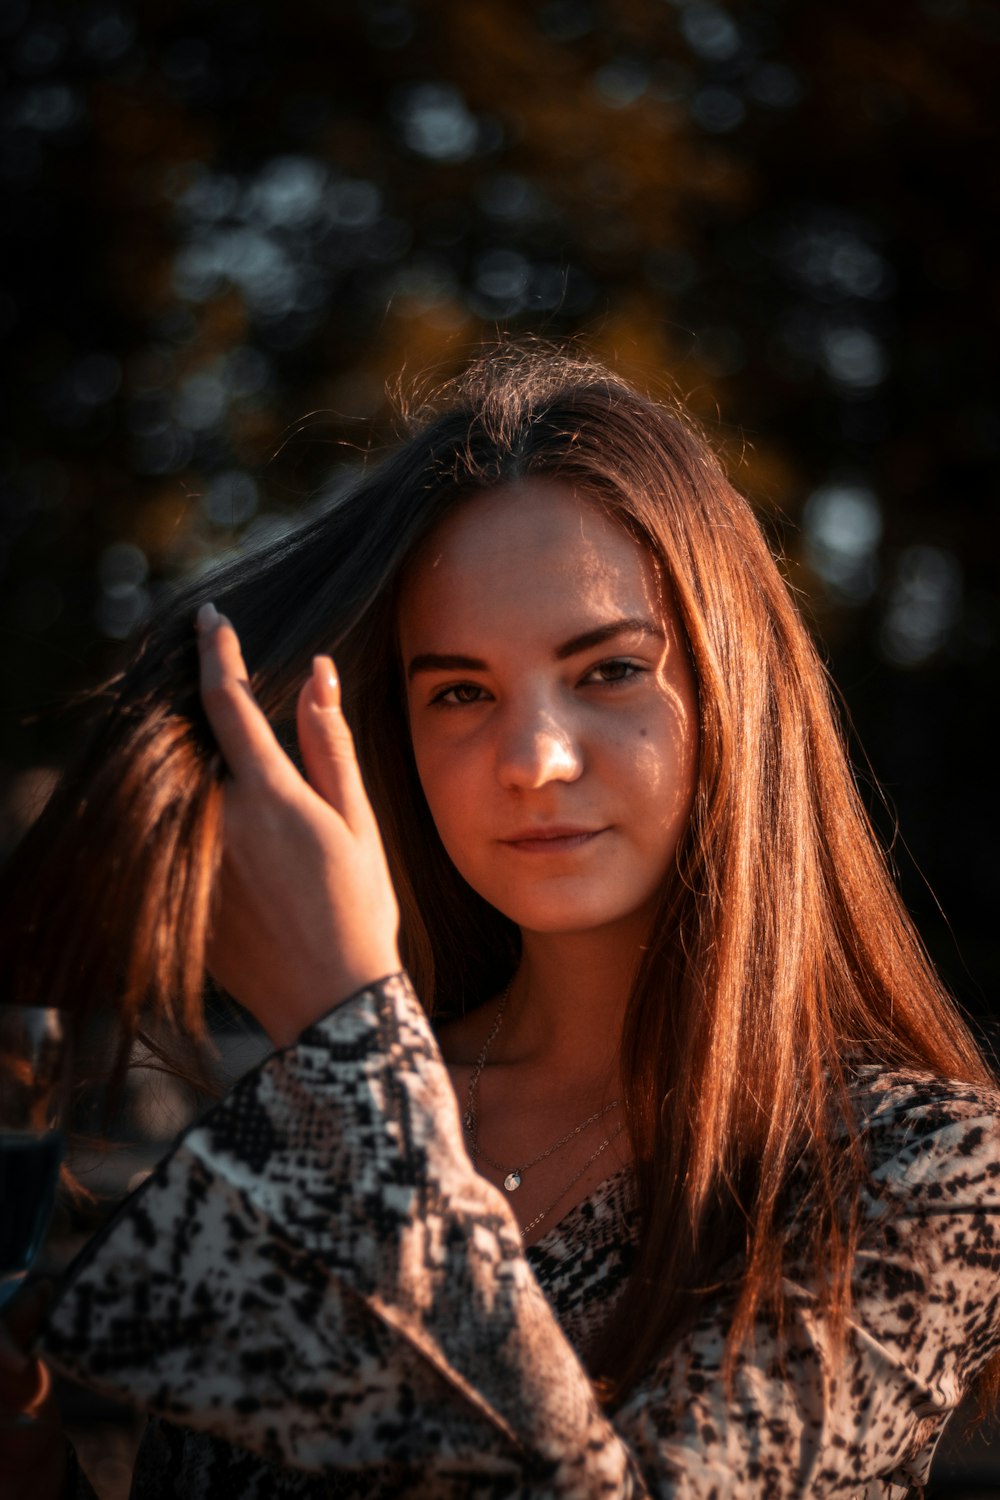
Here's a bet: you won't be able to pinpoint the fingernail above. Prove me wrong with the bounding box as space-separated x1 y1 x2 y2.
196 602 220 633
312 655 340 708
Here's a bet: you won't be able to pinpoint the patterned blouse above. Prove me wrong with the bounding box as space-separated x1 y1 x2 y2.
41 973 1000 1498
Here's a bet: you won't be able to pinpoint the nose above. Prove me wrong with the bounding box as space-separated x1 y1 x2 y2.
495 701 583 790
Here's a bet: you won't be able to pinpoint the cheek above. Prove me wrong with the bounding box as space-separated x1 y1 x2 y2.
411 739 442 815
631 708 697 833
410 734 476 840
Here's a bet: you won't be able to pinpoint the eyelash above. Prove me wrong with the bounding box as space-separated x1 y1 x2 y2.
428 659 646 707
585 658 644 687
430 683 489 707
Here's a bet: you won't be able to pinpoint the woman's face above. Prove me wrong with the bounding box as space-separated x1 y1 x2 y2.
397 480 699 940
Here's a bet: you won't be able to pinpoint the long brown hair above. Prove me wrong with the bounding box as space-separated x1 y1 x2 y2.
1 347 994 1407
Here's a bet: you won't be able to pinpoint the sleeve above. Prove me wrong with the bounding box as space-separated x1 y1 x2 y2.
39 977 1000 1498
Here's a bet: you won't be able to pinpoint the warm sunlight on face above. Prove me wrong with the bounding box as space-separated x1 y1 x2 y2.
397 480 699 940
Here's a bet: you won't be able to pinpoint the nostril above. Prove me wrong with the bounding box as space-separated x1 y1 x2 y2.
497 727 582 788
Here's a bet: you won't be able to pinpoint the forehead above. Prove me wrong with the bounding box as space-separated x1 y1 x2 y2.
398 480 662 640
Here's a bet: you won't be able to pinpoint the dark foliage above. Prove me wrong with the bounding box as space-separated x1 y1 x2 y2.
0 0 997 1029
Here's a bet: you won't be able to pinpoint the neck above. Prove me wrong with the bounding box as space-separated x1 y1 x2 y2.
497 915 649 1092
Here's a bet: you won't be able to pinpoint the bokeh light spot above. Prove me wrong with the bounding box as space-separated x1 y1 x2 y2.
691 86 745 133
680 3 743 62
881 545 962 666
202 471 260 527
595 59 650 108
822 327 887 389
804 482 883 603
394 83 479 163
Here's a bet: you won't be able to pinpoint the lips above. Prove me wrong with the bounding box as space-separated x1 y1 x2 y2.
500 826 606 853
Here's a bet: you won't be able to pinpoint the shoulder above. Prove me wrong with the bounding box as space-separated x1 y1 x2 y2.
838 1069 1000 1407
847 1064 1000 1209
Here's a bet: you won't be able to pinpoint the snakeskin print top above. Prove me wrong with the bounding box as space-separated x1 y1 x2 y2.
42 973 1000 1498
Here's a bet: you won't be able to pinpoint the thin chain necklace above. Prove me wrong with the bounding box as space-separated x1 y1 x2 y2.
518 1126 625 1241
462 979 623 1211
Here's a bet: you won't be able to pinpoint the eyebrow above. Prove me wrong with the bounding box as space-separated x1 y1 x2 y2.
406 616 665 680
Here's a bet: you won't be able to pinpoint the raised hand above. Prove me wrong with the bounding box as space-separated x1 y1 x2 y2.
197 605 401 1047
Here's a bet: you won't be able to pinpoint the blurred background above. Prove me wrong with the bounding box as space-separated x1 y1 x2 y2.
0 0 998 1492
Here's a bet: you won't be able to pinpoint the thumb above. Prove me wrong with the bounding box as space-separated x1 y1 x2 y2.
297 657 375 830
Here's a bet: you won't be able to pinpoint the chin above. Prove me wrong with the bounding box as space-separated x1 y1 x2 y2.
489 891 655 937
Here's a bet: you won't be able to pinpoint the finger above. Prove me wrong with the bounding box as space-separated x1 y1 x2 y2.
297 657 375 831
196 605 290 783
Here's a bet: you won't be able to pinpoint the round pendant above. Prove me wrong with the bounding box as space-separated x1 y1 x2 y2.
503 1171 522 1192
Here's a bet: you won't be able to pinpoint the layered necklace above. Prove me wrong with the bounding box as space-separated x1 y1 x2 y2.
462 980 625 1240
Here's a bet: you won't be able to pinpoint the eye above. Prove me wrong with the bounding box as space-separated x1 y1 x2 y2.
429 681 490 707
581 658 645 687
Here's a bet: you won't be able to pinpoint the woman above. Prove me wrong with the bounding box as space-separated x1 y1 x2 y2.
1 348 999 1497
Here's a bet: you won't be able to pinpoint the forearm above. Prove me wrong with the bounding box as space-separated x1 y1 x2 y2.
40 976 637 1492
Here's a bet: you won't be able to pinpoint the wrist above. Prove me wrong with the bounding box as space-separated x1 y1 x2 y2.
267 955 404 1048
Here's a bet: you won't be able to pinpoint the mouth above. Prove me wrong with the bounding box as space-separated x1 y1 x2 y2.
500 826 607 854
